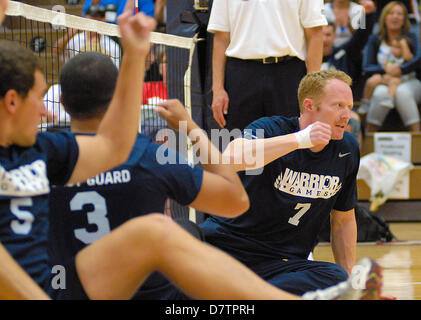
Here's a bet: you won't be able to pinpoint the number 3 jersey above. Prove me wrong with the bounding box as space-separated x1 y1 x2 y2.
0 131 79 287
200 116 360 264
47 133 203 298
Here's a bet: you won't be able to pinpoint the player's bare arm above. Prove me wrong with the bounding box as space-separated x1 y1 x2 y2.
0 243 50 300
156 99 249 217
68 0 156 184
330 208 357 275
223 121 332 172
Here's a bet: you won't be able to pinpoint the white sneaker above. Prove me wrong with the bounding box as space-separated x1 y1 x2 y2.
302 258 383 300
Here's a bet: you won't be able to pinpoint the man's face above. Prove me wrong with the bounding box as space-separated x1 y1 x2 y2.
311 79 353 140
322 25 336 56
13 70 48 146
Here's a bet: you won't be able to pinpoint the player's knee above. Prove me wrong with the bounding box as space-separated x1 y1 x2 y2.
126 213 176 247
329 264 349 282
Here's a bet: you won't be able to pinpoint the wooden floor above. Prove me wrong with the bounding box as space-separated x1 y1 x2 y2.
313 222 421 300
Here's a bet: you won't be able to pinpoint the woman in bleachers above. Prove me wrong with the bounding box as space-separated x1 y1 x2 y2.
362 1 421 132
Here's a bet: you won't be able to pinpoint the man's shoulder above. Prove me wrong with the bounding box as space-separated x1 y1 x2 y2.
244 116 298 138
37 130 75 146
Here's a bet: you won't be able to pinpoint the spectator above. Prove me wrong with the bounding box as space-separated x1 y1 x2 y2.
362 1 421 132
143 45 167 104
66 6 122 67
374 0 420 24
82 0 155 23
209 0 326 133
55 5 122 67
323 0 366 48
322 0 376 99
347 110 363 146
360 35 416 113
154 0 166 32
42 84 71 124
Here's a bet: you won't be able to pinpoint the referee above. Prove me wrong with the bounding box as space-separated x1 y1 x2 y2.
209 0 327 131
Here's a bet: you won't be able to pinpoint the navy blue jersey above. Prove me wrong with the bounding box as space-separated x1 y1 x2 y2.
48 134 203 299
0 131 78 287
201 117 360 264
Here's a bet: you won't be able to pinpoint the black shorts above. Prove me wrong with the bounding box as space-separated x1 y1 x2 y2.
45 259 89 300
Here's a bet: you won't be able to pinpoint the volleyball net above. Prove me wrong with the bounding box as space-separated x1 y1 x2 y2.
2 1 199 222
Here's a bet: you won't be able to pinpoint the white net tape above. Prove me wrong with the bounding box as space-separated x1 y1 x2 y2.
5 0 195 49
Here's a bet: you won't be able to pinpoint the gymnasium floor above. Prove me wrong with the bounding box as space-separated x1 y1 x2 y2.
313 222 421 300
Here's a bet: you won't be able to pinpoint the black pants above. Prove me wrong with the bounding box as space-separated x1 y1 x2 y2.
224 57 306 132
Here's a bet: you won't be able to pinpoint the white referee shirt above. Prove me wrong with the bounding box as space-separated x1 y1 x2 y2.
207 0 327 60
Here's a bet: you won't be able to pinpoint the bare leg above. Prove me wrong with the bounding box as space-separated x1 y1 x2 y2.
387 77 401 97
75 214 299 300
363 74 383 100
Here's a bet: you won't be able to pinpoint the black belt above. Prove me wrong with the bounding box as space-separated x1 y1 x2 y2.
249 55 296 64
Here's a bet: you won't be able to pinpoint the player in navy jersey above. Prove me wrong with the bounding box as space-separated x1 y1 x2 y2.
201 70 368 295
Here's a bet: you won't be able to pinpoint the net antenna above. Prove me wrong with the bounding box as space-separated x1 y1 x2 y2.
135 0 139 14
3 0 201 223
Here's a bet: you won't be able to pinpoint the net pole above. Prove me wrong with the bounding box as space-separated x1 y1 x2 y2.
184 34 198 223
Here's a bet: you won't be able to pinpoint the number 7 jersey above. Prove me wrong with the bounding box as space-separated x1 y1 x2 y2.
200 116 360 264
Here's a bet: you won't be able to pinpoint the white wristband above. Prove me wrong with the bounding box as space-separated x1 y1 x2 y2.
294 124 314 149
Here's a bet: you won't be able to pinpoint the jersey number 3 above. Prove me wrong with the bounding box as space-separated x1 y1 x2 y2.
71 191 111 244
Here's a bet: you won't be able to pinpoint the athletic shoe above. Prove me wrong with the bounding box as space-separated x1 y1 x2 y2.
301 258 382 300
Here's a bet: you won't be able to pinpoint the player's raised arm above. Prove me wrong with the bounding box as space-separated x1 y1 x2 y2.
68 0 156 184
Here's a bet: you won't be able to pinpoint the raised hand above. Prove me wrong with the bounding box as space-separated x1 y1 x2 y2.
295 121 331 149
117 0 157 56
308 121 332 148
155 99 195 132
